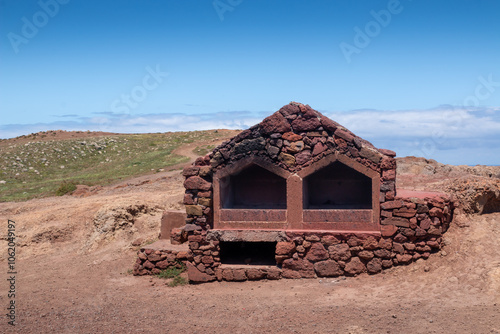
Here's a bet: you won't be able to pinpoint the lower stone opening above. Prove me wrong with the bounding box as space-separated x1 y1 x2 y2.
220 241 277 265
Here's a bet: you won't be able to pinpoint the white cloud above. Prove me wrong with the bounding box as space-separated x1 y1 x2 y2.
1 106 499 165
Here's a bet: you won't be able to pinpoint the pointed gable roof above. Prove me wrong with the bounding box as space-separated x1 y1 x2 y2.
206 102 395 173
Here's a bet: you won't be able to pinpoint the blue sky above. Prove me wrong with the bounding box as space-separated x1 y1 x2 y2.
1 0 499 165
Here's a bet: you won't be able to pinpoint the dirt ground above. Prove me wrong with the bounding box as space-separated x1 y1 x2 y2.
1 143 499 333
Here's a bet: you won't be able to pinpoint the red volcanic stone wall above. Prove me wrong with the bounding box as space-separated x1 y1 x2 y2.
134 247 193 276
178 102 455 283
182 196 453 282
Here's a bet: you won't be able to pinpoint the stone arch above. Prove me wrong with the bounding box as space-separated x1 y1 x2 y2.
213 156 292 230
296 152 381 232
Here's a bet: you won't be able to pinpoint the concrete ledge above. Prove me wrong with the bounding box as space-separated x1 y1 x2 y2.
206 229 288 242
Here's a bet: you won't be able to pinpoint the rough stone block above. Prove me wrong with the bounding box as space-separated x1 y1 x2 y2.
305 243 329 262
344 257 366 275
382 217 410 227
185 205 203 216
314 260 343 277
328 243 351 261
367 258 383 274
187 262 215 283
276 241 296 255
380 200 404 210
184 176 212 191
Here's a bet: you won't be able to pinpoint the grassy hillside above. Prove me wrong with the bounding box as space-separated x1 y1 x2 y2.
0 130 229 202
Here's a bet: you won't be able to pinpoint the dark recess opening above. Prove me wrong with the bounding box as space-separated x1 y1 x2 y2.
220 164 286 209
483 196 500 214
220 241 277 265
304 161 372 209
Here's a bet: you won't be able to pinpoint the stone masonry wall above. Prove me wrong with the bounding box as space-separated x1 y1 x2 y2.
179 102 455 283
183 102 397 231
185 195 453 282
134 247 193 276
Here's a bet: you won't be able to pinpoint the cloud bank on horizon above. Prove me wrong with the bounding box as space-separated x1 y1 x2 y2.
1 105 499 166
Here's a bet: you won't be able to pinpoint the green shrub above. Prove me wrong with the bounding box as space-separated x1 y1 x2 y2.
156 264 185 279
55 182 77 196
168 276 187 287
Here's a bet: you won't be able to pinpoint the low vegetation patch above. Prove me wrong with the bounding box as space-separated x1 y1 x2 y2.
156 263 187 287
0 130 231 202
55 181 77 196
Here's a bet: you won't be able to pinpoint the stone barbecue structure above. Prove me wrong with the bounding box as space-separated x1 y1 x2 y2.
134 102 455 282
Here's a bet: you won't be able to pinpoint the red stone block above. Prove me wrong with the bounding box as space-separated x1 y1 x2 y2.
184 176 212 191
381 210 393 218
261 112 291 134
282 132 302 141
143 261 154 270
320 117 338 133
382 169 396 181
385 191 395 201
426 240 440 248
276 241 296 255
344 257 366 275
321 235 340 246
380 156 396 169
374 249 391 259
382 217 410 227
393 207 417 218
314 260 343 277
362 236 379 250
396 254 413 264
188 235 203 243
282 258 314 275
312 142 327 156
378 148 396 157
358 250 374 261
392 243 404 254
182 167 200 177
282 269 302 279
305 243 329 262
367 258 383 274
429 207 444 218
183 193 195 205
291 116 321 132
187 262 215 283
156 259 173 269
198 190 212 198
334 128 354 142
420 217 432 230
328 243 351 261
378 238 393 250
380 200 404 210
147 253 162 262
